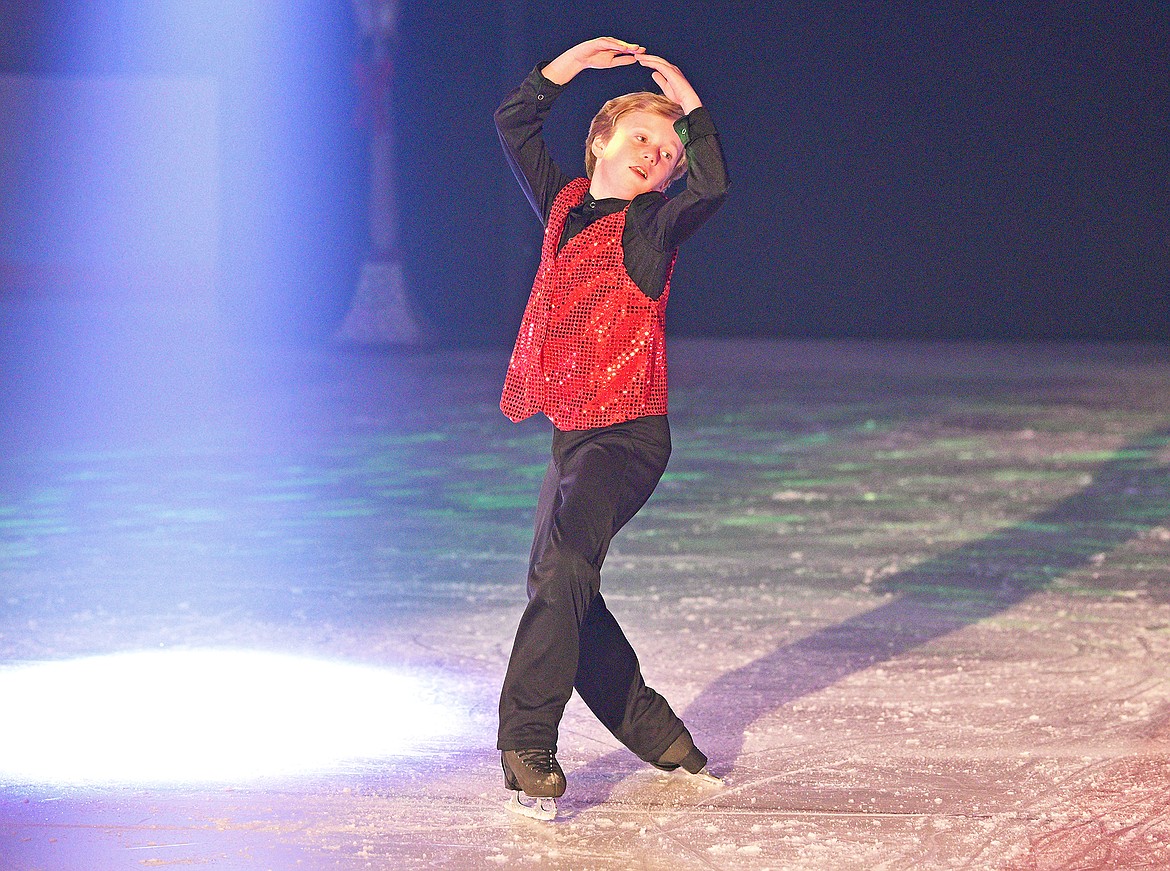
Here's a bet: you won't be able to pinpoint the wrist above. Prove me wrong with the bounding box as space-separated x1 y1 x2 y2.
541 55 583 86
676 88 702 114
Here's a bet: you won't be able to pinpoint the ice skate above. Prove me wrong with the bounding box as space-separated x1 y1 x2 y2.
502 749 566 821
651 730 723 786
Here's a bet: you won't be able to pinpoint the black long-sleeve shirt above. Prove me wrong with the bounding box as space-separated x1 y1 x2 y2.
495 65 729 300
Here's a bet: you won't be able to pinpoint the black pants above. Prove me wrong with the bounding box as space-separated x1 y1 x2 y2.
497 414 686 763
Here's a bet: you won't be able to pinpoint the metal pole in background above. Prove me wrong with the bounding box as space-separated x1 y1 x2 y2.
337 0 423 346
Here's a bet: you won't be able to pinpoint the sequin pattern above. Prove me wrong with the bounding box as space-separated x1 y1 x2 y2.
501 178 675 430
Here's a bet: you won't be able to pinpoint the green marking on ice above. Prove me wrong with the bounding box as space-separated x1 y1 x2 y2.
313 501 379 519
895 583 1004 603
1099 520 1155 533
1121 508 1170 521
373 432 448 446
451 493 535 511
1047 449 1154 464
720 514 805 527
992 470 1081 482
682 448 749 461
0 516 70 535
363 455 413 473
1014 521 1067 534
930 438 984 450
154 509 226 523
60 469 110 482
459 454 513 471
741 452 800 466
661 471 710 483
624 527 662 538
29 487 70 505
758 475 848 486
274 471 346 488
504 435 548 450
1062 586 1146 601
873 450 917 460
1 542 40 559
654 510 709 520
375 488 425 500
252 491 313 503
895 474 969 486
417 508 462 519
404 467 445 479
516 463 549 480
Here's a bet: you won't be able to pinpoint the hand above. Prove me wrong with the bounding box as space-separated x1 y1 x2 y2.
636 54 702 114
542 37 645 85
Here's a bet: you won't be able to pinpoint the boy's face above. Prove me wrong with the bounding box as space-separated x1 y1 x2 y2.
589 110 683 200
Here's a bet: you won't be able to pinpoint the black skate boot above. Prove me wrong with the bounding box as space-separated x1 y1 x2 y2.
651 729 722 785
502 749 566 820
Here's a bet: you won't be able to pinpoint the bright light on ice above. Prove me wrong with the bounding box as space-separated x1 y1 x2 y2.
0 649 455 785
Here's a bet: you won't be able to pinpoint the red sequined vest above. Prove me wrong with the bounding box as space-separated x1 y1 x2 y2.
501 178 675 430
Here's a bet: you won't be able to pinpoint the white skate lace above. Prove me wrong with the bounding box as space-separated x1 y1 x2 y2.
514 748 558 774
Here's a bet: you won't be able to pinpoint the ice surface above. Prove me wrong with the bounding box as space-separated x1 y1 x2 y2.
1 339 1169 869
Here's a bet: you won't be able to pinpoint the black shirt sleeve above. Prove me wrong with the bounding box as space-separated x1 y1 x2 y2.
623 107 730 298
628 107 730 254
493 65 576 226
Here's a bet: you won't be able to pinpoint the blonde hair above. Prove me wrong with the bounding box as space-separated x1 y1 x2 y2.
584 92 688 187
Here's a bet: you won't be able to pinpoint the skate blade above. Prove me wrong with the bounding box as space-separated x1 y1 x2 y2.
506 791 557 821
662 765 723 787
690 766 724 787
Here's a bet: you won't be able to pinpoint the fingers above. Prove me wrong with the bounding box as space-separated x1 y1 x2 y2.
634 53 680 73
590 37 644 64
639 56 681 93
594 50 640 70
580 37 645 69
637 53 702 112
594 37 645 55
637 54 684 88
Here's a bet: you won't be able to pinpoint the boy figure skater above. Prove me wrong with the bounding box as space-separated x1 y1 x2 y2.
495 36 729 819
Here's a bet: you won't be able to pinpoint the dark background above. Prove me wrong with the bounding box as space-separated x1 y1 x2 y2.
2 0 1167 346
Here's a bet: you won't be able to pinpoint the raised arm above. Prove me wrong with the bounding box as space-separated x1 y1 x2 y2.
494 67 572 224
496 37 647 223
630 54 729 251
